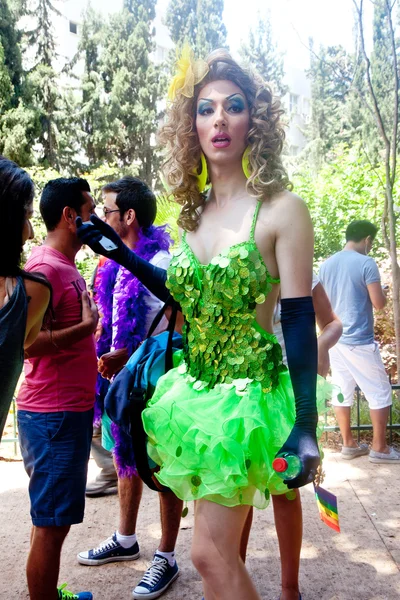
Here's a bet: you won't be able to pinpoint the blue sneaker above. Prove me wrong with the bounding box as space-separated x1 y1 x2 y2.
57 583 93 599
77 532 140 566
132 554 179 599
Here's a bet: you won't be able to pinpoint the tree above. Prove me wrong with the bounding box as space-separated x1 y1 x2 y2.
0 0 23 104
75 3 109 166
239 11 287 97
165 0 227 57
100 0 163 182
352 0 400 378
22 0 62 167
0 0 40 164
0 41 13 113
293 143 386 263
307 42 353 165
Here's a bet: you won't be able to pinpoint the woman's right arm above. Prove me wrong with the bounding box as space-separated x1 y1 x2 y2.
23 280 51 349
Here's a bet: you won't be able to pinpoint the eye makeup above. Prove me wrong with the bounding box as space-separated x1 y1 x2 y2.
197 92 247 115
197 99 213 115
227 94 245 112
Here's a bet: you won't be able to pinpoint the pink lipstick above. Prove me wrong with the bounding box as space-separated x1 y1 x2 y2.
211 132 231 148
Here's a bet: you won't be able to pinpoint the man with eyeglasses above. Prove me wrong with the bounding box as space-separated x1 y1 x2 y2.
79 176 183 600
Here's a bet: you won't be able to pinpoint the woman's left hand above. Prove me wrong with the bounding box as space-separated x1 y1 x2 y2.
277 425 320 489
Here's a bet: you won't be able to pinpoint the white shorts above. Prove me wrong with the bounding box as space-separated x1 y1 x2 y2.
329 342 392 409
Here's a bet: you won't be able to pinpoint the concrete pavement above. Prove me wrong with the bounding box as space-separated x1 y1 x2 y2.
1 449 399 599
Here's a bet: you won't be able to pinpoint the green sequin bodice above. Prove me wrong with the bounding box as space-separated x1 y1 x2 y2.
166 203 286 393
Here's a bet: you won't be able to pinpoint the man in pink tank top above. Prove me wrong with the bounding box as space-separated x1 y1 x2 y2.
17 177 98 600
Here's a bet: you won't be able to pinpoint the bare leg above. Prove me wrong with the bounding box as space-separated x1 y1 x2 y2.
158 490 183 552
333 406 357 447
240 506 253 562
118 474 143 535
272 492 302 600
191 500 261 600
27 525 70 600
90 429 117 481
370 406 390 453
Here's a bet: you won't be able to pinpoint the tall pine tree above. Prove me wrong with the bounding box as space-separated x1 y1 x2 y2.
0 0 40 165
75 3 109 166
100 0 162 182
239 11 287 97
0 41 13 113
23 0 62 167
165 0 227 57
307 42 352 164
0 0 23 105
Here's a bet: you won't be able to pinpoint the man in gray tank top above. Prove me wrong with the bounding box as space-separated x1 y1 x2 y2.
319 220 400 463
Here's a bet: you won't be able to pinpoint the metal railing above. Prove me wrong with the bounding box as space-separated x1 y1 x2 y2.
3 385 400 457
323 384 400 444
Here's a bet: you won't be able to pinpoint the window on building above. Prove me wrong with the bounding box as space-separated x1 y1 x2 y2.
302 98 311 122
69 21 78 35
302 97 310 115
289 93 299 114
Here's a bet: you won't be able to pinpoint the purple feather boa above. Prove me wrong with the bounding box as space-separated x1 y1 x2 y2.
94 225 172 478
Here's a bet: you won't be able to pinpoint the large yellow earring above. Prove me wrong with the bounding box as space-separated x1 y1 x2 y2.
242 146 252 179
194 152 208 193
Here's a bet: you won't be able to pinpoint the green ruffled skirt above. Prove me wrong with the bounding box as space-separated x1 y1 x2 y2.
142 350 332 509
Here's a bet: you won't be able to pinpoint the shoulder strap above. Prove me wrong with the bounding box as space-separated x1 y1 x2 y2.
129 385 169 492
250 201 262 241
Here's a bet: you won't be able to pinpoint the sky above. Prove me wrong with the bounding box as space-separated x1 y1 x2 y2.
64 0 369 70
224 0 357 68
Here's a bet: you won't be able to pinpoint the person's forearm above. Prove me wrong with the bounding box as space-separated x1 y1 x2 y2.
25 320 94 358
281 297 318 429
317 318 342 352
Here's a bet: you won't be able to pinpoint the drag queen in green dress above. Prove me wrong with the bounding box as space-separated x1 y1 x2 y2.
77 47 325 600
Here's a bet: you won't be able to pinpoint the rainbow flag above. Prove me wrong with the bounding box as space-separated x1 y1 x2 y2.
314 484 340 533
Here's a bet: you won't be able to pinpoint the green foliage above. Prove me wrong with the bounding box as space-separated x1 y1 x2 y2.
165 0 227 57
0 40 13 112
1 101 40 164
75 4 109 166
374 256 397 376
75 251 98 284
307 43 353 166
293 144 387 264
0 0 23 101
100 0 164 183
81 163 139 201
21 0 62 167
24 0 60 67
239 11 287 97
154 193 180 244
369 0 396 156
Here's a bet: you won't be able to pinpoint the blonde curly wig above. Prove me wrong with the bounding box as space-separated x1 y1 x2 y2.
159 49 292 232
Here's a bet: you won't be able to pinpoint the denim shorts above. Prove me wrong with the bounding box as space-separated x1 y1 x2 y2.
18 409 93 527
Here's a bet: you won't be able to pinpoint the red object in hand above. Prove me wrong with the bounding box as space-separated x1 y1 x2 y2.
272 457 288 473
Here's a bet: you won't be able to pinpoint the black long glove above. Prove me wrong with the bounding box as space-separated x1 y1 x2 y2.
279 296 319 489
76 215 170 303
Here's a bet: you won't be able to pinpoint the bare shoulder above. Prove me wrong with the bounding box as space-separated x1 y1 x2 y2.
24 278 51 308
261 190 310 226
254 191 311 247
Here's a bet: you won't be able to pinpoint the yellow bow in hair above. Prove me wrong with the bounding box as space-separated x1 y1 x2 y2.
167 43 209 101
